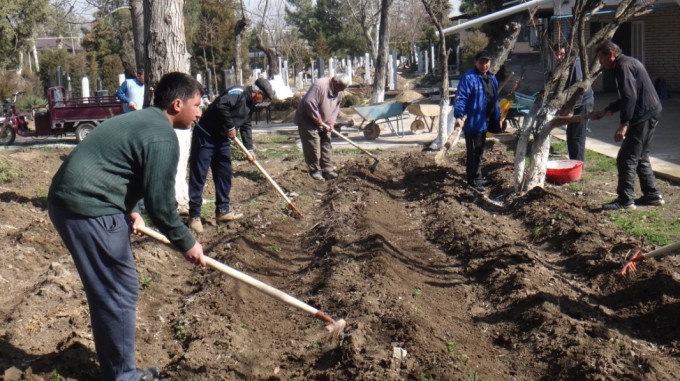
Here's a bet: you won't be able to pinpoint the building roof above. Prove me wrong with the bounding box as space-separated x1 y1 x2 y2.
34 37 84 53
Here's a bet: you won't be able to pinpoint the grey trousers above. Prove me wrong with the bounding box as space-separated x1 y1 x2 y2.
298 124 334 173
49 204 139 381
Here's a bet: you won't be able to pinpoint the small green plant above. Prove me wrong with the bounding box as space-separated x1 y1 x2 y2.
446 341 457 353
468 371 486 381
0 160 18 183
240 170 261 182
267 244 281 253
531 226 544 236
412 287 422 299
139 272 153 289
567 181 584 192
35 190 48 198
240 321 250 330
200 200 216 219
245 198 261 207
49 369 65 381
172 320 188 340
420 375 435 381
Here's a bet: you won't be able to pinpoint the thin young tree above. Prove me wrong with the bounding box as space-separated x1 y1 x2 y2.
343 0 380 63
419 0 450 146
513 0 656 193
129 0 144 70
234 0 248 85
253 0 279 76
369 0 392 103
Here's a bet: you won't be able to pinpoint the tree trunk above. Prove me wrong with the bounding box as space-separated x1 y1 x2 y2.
420 0 450 148
511 0 650 194
129 0 145 70
488 19 523 74
143 0 192 212
234 19 247 85
370 0 391 104
256 34 278 76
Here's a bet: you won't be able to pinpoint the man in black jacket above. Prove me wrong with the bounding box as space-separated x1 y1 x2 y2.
188 78 276 232
590 41 664 210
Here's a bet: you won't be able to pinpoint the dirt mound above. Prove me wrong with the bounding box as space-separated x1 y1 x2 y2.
0 142 678 380
394 89 425 103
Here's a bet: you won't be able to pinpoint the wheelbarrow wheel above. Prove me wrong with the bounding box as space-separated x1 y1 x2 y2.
363 122 380 140
410 119 426 134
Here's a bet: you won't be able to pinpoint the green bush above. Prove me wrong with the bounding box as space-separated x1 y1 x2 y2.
341 93 362 107
20 94 48 113
0 160 18 183
271 95 301 111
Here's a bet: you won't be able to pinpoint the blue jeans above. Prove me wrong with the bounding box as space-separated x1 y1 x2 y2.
49 204 139 381
188 125 233 218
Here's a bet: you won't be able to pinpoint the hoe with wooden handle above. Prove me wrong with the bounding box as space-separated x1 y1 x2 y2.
321 122 380 171
231 137 302 218
434 117 465 165
137 225 346 339
619 240 680 277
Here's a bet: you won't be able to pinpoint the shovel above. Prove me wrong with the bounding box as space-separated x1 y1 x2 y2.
136 225 346 339
321 122 380 171
434 117 464 165
619 240 680 277
231 137 302 217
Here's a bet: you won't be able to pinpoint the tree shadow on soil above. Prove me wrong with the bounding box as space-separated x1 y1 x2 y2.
0 340 98 379
598 272 680 345
0 191 48 210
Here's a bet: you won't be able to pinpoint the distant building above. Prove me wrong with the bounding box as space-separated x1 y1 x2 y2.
34 37 84 54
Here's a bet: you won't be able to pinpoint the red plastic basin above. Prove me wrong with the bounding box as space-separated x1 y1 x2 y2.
546 160 583 183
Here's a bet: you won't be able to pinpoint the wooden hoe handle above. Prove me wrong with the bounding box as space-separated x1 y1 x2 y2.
137 225 321 316
231 137 301 216
322 122 379 161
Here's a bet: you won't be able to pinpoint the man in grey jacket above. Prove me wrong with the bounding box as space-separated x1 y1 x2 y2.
590 41 664 210
295 73 350 180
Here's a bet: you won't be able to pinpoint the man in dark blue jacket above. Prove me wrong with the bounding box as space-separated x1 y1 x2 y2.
552 43 595 161
590 41 664 210
188 78 276 232
452 50 501 192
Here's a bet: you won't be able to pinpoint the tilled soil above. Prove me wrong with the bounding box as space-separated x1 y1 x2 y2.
0 138 679 381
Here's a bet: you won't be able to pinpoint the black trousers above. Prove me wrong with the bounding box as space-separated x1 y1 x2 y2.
566 103 593 161
464 131 486 186
616 117 660 204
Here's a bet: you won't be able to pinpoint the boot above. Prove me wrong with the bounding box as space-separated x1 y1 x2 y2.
189 217 203 233
216 211 244 222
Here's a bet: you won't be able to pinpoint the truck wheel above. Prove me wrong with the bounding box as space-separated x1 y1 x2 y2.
75 123 95 143
0 125 16 146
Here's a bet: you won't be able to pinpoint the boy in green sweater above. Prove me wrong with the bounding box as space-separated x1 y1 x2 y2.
49 72 205 381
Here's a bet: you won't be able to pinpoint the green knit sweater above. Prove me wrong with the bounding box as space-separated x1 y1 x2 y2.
48 107 195 252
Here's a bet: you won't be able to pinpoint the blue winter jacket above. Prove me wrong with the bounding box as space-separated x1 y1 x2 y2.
452 68 501 134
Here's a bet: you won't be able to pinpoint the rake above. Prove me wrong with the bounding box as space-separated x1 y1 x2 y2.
619 240 680 277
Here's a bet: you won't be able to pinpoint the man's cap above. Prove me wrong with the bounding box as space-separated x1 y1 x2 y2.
475 50 492 61
254 78 276 100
